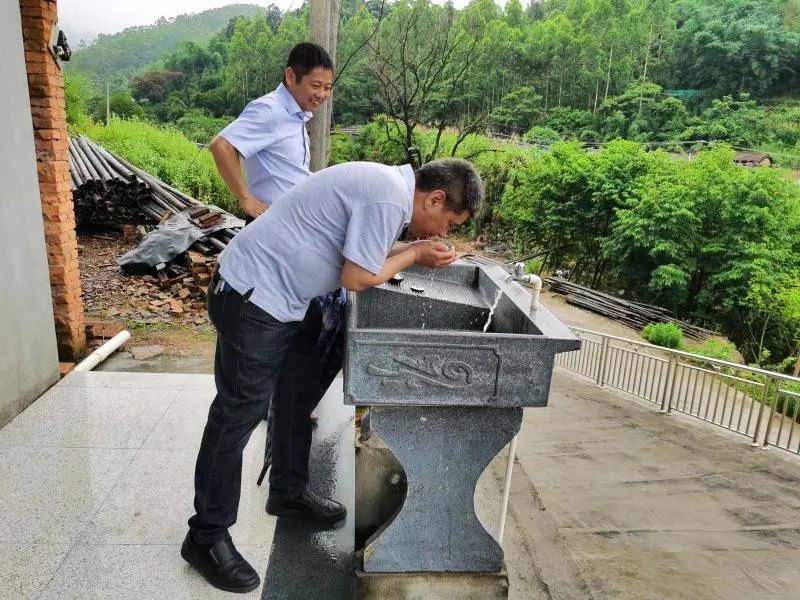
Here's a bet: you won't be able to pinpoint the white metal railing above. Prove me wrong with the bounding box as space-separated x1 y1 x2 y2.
555 327 800 455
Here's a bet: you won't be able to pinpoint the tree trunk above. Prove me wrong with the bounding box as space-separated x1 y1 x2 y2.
604 43 614 103
642 26 652 83
558 68 563 107
593 80 600 113
544 71 550 111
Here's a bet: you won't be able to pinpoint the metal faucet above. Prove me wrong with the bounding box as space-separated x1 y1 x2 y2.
507 262 534 284
504 262 542 309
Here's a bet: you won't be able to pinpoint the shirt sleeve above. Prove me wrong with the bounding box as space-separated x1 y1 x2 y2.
218 99 275 160
343 203 406 275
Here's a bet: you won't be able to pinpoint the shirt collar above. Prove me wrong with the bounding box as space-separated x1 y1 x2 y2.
275 83 313 122
398 164 415 223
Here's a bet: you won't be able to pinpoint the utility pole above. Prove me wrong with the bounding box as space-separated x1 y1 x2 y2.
106 81 110 125
308 0 340 171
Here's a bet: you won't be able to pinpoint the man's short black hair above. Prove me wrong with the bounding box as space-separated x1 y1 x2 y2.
415 159 485 218
284 42 334 83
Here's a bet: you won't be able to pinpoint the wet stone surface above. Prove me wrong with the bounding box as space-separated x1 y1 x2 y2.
262 385 355 600
363 406 522 573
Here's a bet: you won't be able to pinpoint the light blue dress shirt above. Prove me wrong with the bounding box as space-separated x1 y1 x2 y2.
218 83 313 206
219 163 415 322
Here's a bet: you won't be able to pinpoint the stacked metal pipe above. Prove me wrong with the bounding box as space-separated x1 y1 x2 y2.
68 135 240 254
545 277 715 340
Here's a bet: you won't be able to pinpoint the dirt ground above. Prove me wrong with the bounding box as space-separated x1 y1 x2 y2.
79 230 216 363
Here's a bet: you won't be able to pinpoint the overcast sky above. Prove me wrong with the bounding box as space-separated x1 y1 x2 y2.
58 0 485 45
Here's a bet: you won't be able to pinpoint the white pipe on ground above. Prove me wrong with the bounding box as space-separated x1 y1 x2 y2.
73 330 131 372
497 433 519 545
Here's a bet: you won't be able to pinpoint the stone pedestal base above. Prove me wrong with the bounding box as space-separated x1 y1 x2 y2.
363 405 522 572
355 564 509 600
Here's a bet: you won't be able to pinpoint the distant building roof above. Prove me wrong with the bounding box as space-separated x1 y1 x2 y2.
733 152 772 167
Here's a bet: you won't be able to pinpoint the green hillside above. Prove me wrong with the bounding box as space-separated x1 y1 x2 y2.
65 4 266 89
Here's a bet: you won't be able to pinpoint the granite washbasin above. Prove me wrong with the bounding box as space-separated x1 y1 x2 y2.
343 259 580 408
345 259 581 576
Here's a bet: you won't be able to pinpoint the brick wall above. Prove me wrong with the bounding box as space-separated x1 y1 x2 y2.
19 0 86 360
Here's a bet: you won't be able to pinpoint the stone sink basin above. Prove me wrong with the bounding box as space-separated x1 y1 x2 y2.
344 259 581 577
343 258 580 408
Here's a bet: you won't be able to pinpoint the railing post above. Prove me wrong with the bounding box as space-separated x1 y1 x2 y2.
761 379 782 449
596 335 610 387
751 376 773 447
659 353 678 414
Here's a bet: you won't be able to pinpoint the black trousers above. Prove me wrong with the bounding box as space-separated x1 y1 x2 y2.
188 278 322 544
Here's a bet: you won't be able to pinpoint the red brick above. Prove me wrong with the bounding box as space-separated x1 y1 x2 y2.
20 0 57 13
48 264 69 279
37 163 71 181
48 245 78 262
85 320 125 339
20 0 56 7
23 35 50 52
30 106 59 120
22 18 50 32
40 191 72 205
29 96 62 109
25 60 58 75
44 233 76 249
37 180 71 194
35 137 68 151
42 210 74 226
51 286 82 303
58 362 75 377
34 128 66 141
24 50 47 63
21 14 51 25
21 6 56 21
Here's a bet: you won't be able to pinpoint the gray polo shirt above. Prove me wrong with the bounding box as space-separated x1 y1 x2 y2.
218 162 415 322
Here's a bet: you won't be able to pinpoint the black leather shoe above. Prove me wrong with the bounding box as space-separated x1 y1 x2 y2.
266 488 346 524
181 533 260 593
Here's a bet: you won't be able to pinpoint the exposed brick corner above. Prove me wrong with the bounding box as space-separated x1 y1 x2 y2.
20 0 86 361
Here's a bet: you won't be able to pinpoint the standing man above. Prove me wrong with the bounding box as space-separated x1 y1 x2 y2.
209 42 334 221
210 42 334 427
182 158 484 593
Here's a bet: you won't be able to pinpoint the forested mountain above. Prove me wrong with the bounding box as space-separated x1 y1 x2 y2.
65 4 271 88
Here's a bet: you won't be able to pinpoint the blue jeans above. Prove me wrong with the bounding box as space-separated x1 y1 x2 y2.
188 277 322 544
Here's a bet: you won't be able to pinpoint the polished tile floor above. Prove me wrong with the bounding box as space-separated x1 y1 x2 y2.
0 372 276 599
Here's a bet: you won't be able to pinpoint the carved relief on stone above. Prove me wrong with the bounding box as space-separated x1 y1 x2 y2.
366 355 475 389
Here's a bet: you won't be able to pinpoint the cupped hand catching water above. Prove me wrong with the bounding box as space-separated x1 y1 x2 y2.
414 240 457 268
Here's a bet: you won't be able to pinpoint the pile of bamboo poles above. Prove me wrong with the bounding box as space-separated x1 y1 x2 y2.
545 277 714 340
68 135 240 255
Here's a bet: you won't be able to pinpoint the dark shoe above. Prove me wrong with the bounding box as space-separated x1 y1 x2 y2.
266 488 346 524
181 533 260 593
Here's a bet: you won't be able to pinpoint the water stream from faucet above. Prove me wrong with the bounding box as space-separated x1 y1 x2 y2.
483 288 503 333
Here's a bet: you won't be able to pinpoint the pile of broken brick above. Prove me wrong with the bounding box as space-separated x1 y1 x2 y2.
69 136 244 317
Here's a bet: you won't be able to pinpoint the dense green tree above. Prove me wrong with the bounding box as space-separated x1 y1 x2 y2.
491 87 543 133
64 72 97 128
672 0 800 97
680 95 770 146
